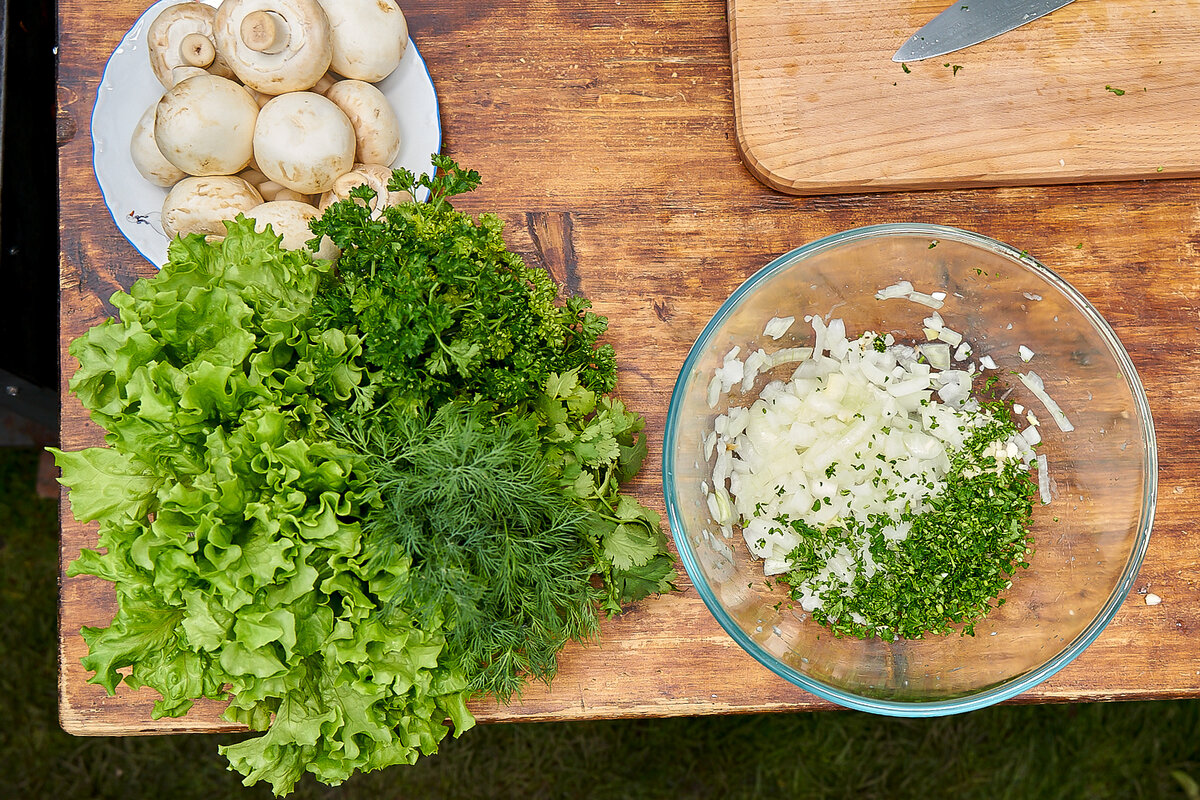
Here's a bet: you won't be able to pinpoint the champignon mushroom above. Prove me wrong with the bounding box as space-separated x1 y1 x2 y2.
253 91 355 194
130 102 187 187
237 167 313 203
213 0 333 95
316 0 407 83
247 200 340 259
161 175 264 239
146 3 235 88
323 80 401 166
155 73 259 176
310 71 339 95
318 162 411 218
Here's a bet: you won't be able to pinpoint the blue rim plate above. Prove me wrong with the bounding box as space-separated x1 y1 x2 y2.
662 223 1157 717
91 0 442 268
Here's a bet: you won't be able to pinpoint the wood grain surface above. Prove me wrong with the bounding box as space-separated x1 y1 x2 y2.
729 0 1200 194
58 0 1200 736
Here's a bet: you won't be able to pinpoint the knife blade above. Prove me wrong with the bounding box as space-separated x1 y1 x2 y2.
893 0 1075 63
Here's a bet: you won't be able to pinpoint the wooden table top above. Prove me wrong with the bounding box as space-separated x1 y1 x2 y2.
58 0 1200 735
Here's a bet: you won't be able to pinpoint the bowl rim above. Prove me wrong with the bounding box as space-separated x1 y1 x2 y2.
662 222 1158 717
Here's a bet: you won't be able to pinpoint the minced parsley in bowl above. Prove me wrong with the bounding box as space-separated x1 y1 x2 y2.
663 224 1156 716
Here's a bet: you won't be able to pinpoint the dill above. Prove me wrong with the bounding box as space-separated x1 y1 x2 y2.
335 401 601 702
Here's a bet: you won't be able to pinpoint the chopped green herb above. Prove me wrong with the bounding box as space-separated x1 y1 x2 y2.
1106 85 1126 96
782 415 1036 641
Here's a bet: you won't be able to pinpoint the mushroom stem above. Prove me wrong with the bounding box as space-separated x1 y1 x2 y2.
241 10 290 54
179 32 217 68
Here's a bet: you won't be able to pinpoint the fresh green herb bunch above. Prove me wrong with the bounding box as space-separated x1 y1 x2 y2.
333 400 602 703
309 155 617 415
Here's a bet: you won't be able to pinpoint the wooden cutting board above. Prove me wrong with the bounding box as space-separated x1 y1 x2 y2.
728 0 1200 194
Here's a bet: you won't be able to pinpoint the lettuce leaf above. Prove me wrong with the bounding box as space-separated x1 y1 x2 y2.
56 219 472 795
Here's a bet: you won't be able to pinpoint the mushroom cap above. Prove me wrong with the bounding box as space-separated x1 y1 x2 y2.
154 73 259 176
214 0 333 95
253 91 356 194
323 80 402 166
316 0 407 83
318 162 412 217
247 200 341 259
130 102 187 187
161 175 264 238
147 3 235 87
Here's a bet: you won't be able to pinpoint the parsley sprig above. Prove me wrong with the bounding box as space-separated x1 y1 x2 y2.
309 154 616 416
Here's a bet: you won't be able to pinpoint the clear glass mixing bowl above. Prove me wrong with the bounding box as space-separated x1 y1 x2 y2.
662 223 1157 716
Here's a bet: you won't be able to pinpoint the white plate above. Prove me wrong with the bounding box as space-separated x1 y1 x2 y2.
91 0 442 267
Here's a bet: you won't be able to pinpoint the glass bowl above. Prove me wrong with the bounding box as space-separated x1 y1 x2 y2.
662 223 1156 717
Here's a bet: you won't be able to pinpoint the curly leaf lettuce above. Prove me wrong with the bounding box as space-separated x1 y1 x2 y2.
54 220 473 795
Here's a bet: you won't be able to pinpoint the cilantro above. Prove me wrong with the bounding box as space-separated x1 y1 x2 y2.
901 63 911 74
1106 85 1126 96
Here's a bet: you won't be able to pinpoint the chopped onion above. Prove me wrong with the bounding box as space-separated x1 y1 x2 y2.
875 280 914 300
919 342 952 370
907 291 945 309
763 316 796 340
1036 453 1051 504
875 279 945 309
1018 371 1074 432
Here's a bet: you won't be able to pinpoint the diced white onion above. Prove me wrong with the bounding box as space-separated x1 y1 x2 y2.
1018 371 1074 432
763 316 796 340
875 280 914 300
907 292 945 309
1036 453 1051 504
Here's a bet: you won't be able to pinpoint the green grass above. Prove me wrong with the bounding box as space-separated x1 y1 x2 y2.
3 446 1198 799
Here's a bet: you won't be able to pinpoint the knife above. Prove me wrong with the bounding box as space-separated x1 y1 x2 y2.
893 0 1075 63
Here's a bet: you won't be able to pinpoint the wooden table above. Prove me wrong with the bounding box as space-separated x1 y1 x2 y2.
58 0 1200 735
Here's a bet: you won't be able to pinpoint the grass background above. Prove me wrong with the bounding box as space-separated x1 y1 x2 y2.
4 446 1199 799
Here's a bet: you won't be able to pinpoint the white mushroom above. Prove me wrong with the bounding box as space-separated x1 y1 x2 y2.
253 91 355 194
155 73 259 176
310 71 339 95
323 80 402 166
237 166 271 187
237 167 314 204
318 162 411 217
161 175 264 239
247 200 340 259
316 0 407 83
130 102 187 187
213 0 333 95
146 3 235 87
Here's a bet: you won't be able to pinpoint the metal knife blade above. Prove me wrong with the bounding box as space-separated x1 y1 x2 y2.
893 0 1075 63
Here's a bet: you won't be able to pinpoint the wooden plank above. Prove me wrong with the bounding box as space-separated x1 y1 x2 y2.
728 0 1200 194
58 0 1200 736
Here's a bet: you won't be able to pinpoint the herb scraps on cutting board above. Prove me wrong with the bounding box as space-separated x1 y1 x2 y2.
703 307 1066 643
53 155 676 796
